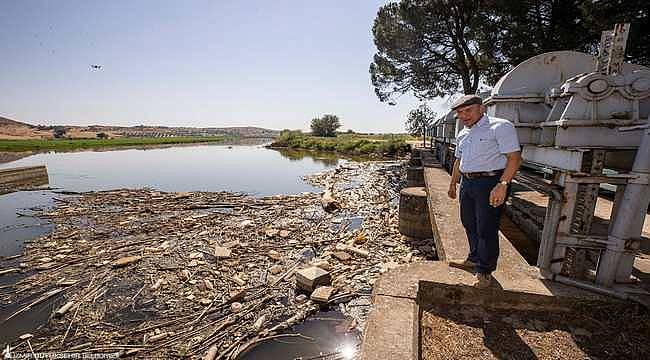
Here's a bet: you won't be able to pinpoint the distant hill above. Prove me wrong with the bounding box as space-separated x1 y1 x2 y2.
0 116 280 140
0 116 33 127
0 116 52 140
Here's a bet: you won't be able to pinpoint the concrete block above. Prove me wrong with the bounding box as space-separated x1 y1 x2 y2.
295 266 331 292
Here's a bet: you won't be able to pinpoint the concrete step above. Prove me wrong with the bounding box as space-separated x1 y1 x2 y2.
360 262 613 360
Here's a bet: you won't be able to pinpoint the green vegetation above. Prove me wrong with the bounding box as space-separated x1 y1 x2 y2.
0 136 229 152
310 114 341 137
269 130 412 156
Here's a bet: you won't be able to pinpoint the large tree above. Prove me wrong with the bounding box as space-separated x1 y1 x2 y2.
311 114 341 137
370 0 503 101
370 0 650 103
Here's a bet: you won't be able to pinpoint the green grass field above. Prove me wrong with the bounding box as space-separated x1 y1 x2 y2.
0 136 230 152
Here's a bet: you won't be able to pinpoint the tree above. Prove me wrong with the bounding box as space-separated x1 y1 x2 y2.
579 0 650 66
53 126 66 139
96 132 109 139
406 103 435 147
370 1 649 104
310 114 341 137
370 0 503 102
479 1 592 84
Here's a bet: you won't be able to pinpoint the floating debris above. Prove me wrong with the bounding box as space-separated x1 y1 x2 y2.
1 161 435 358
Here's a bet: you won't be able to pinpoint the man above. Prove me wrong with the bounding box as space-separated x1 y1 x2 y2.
447 95 522 288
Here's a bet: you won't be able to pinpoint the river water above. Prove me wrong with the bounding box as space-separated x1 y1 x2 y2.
0 141 343 196
0 142 349 258
0 141 363 358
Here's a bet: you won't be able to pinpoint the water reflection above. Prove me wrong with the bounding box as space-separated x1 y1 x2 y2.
0 142 340 196
274 148 340 167
0 191 54 258
238 310 360 360
272 147 374 167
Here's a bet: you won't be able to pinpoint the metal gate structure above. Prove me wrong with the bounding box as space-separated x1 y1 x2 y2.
431 24 650 294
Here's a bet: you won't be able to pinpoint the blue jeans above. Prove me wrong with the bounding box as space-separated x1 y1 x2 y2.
459 173 506 274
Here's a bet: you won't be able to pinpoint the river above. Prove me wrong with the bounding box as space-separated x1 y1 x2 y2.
0 141 367 358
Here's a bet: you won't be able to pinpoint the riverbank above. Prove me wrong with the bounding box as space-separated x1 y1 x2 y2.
268 131 413 157
0 136 233 152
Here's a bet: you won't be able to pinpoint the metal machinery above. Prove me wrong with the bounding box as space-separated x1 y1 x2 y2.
431 110 459 172
436 24 650 293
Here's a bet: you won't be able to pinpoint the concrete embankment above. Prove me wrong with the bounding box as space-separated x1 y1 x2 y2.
0 165 48 193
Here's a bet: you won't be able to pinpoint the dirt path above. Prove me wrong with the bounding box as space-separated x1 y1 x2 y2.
421 302 650 360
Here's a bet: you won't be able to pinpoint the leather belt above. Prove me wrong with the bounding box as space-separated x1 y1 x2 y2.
462 170 503 179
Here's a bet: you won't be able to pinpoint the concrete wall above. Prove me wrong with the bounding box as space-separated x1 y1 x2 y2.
0 165 49 191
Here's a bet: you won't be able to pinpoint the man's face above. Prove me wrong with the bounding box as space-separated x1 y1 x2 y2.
455 104 483 127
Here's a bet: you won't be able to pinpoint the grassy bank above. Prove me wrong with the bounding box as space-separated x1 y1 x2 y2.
269 130 412 156
0 136 230 152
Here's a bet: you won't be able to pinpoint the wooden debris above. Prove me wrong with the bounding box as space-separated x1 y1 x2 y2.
227 289 246 304
335 244 369 257
0 268 19 276
19 333 33 340
253 315 266 332
264 228 279 237
204 345 218 360
231 275 246 286
147 332 170 343
332 251 352 262
267 250 282 261
214 246 231 258
111 256 142 268
54 301 75 317
150 279 164 291
4 161 409 358
310 286 336 303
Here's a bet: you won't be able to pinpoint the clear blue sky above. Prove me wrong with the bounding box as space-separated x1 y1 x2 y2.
0 0 448 132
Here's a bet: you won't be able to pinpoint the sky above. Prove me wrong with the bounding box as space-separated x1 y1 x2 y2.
0 0 450 133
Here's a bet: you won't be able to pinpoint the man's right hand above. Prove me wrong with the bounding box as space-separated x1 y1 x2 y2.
448 184 457 199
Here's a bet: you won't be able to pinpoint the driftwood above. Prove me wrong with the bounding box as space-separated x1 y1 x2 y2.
54 301 75 317
0 268 19 276
204 345 219 360
321 174 340 212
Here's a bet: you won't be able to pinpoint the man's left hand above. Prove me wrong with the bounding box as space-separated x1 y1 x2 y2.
489 183 507 207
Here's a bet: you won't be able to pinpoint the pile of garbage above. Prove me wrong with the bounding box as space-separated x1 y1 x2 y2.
2 161 436 359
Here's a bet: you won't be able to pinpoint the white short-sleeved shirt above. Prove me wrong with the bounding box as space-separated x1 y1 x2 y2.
454 115 520 173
